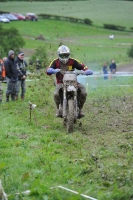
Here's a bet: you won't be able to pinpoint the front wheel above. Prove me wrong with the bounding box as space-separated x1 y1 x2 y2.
67 99 74 133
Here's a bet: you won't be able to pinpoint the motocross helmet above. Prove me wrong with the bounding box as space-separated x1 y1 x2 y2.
57 45 70 64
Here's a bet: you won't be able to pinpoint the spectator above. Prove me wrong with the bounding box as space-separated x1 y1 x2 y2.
0 58 4 103
15 52 27 100
109 60 117 78
4 50 18 102
102 62 108 80
0 58 6 82
2 57 7 81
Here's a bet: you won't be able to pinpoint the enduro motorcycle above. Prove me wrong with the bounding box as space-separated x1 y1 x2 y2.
58 70 92 133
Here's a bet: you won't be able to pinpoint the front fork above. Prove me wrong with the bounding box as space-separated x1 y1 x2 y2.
74 91 78 120
63 87 77 120
63 87 67 119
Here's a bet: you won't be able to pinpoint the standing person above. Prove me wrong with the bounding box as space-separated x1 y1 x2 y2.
0 58 4 102
4 50 18 102
109 60 117 78
2 57 7 82
15 52 27 100
46 45 93 117
102 62 108 80
0 58 6 82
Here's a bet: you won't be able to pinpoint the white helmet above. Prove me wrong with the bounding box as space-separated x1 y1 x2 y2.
57 45 70 64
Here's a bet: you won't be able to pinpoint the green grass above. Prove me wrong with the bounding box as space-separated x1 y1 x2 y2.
0 71 133 199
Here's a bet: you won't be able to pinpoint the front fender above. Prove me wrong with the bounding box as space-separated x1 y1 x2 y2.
67 85 76 92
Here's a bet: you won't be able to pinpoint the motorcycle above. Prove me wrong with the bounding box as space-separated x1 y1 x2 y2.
47 68 93 133
57 70 92 133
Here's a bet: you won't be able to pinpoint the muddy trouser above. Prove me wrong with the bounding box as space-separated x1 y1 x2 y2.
6 77 17 100
0 84 3 102
16 80 26 98
54 83 87 109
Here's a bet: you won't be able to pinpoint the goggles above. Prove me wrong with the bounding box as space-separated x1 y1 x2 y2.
59 54 70 59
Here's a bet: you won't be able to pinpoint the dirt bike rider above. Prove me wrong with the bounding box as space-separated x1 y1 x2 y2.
46 45 93 117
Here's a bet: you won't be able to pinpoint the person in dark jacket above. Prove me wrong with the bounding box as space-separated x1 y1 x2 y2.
103 62 108 80
0 58 4 102
109 60 117 78
4 50 18 102
15 52 27 100
0 57 7 103
47 45 93 117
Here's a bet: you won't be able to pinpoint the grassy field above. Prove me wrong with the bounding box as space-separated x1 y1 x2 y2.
0 72 133 200
0 1 133 199
1 19 133 71
0 0 133 69
0 0 133 28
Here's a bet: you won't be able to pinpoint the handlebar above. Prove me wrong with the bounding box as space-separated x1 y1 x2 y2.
59 70 93 76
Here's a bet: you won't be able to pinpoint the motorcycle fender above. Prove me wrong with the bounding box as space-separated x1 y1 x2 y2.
67 85 76 92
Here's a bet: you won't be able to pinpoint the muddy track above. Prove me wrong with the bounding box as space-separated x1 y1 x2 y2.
118 63 133 72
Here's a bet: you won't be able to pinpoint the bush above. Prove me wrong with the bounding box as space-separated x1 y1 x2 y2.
84 18 93 25
127 45 133 58
104 24 126 31
29 46 48 71
38 14 93 27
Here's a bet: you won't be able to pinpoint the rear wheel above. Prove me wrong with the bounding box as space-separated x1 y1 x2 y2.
67 100 74 133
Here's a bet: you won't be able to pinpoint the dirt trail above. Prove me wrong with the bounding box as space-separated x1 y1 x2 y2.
118 63 133 72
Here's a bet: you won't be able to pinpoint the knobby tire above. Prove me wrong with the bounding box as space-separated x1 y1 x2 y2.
67 99 74 133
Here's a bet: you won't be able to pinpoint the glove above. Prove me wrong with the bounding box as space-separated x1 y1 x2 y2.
54 69 61 74
47 68 60 75
81 70 85 75
83 70 93 75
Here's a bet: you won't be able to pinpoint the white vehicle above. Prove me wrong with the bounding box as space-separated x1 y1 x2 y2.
0 15 10 23
2 13 18 21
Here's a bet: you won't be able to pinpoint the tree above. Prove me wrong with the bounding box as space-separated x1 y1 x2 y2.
0 24 25 57
28 46 48 71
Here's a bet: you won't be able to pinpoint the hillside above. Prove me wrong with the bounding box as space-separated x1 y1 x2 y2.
0 0 133 28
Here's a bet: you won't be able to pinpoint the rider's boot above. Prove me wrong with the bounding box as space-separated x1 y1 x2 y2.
56 109 60 117
79 104 85 118
79 109 85 118
78 93 87 118
55 102 60 117
54 94 62 117
56 105 62 117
